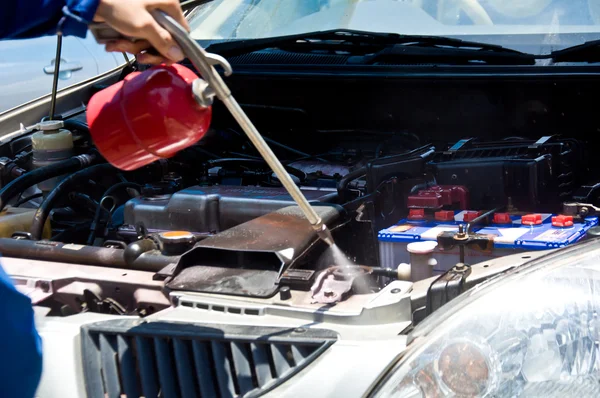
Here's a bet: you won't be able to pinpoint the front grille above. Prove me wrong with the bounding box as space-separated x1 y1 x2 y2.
81 319 336 398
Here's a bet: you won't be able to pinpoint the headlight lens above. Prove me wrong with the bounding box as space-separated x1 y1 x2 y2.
372 239 600 397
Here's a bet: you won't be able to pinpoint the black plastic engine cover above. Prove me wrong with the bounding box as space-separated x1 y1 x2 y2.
123 185 336 234
165 205 342 298
430 137 581 211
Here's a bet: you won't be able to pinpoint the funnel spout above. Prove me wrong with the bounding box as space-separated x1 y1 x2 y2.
314 223 335 247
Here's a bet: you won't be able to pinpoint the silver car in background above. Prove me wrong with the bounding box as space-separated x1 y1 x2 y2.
0 33 123 113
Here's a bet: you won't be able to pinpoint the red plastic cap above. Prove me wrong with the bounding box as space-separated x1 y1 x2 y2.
435 210 455 222
522 214 542 226
493 213 512 224
407 185 470 210
87 64 212 171
463 211 483 222
407 191 442 209
552 215 574 227
431 185 470 209
408 209 426 220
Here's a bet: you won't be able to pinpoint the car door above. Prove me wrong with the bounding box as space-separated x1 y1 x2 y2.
0 35 103 113
76 33 126 74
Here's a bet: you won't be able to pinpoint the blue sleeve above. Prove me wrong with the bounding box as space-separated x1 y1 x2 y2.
0 0 100 39
0 264 43 398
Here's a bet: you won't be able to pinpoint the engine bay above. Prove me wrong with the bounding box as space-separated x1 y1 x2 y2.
2 67 600 322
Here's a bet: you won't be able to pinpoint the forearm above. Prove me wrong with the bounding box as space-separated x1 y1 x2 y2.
0 0 100 40
0 264 42 398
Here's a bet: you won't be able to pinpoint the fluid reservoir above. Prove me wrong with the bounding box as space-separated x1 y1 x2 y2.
406 241 438 282
32 120 74 192
0 207 51 239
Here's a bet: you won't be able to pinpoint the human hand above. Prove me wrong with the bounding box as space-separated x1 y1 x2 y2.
93 0 190 64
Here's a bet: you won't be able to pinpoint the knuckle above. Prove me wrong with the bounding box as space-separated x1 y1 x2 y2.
133 20 152 31
158 32 173 45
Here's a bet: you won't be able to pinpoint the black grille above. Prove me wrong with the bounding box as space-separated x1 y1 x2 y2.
81 319 336 398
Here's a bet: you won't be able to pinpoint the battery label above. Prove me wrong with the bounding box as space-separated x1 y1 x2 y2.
389 224 414 233
493 228 528 244
533 228 575 242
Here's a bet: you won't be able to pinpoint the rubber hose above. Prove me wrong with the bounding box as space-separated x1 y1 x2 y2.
68 192 101 215
0 154 95 212
30 163 115 240
87 181 141 245
336 166 366 202
63 119 90 135
0 237 176 272
124 239 159 266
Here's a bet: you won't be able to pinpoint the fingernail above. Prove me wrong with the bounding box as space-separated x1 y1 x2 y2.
167 46 184 61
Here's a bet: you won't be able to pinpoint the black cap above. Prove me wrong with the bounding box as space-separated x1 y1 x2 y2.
279 286 292 301
141 181 179 197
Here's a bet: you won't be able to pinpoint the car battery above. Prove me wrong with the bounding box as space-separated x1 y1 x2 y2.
378 211 598 275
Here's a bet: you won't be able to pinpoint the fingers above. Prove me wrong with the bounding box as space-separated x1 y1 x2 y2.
141 19 185 62
105 39 151 54
136 52 171 65
105 39 170 65
96 0 188 63
103 25 183 65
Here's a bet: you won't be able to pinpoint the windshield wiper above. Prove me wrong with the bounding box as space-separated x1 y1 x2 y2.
549 39 600 63
180 0 213 12
206 29 536 65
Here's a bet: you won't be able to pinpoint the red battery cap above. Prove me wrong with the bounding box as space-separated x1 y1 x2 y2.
521 214 542 225
552 215 574 227
493 213 512 224
463 211 483 222
435 210 455 222
408 209 426 220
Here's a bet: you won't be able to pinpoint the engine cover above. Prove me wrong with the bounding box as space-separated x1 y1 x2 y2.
122 185 337 236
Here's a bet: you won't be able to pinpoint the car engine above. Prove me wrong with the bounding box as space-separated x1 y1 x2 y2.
0 108 596 308
2 63 600 397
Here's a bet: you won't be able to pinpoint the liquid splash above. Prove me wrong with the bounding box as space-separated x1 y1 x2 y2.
327 244 355 266
321 244 372 295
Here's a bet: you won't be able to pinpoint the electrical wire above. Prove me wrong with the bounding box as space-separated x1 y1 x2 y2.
51 222 92 242
227 151 261 160
206 158 307 183
0 154 96 213
87 182 141 245
30 163 114 240
283 152 343 165
264 136 327 162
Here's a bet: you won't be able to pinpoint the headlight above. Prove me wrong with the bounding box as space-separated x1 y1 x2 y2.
371 239 600 397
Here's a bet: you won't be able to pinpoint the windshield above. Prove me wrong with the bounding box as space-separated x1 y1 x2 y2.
188 0 600 54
